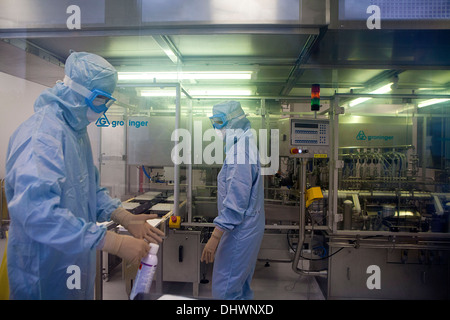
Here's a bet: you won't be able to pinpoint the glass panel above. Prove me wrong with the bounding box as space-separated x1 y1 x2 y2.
337 96 450 234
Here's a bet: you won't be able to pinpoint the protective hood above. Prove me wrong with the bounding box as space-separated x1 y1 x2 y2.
212 100 250 131
34 52 117 132
212 101 251 153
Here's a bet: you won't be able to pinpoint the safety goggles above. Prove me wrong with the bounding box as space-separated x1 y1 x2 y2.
209 108 246 129
63 75 116 113
86 89 116 113
209 113 228 129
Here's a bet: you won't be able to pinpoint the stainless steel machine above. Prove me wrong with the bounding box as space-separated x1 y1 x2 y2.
98 90 450 299
278 97 450 300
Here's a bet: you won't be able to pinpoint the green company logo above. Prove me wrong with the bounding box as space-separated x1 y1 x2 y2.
356 130 367 140
356 130 393 142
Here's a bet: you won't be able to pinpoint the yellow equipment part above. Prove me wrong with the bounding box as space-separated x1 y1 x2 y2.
305 187 323 208
169 215 181 229
0 232 9 300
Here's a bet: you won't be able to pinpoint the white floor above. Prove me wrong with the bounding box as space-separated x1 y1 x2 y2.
102 259 325 300
0 237 325 300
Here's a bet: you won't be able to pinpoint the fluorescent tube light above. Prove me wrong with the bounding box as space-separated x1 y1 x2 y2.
348 97 371 107
140 89 252 97
370 83 394 94
189 89 252 96
418 98 450 108
140 90 176 97
119 71 252 81
348 82 393 108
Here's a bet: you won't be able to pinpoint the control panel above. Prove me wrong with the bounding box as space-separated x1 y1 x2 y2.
289 119 330 158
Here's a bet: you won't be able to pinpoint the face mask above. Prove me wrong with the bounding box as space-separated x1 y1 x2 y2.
86 108 103 123
215 128 226 140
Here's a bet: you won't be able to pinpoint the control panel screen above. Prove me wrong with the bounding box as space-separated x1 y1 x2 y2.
289 119 330 158
291 120 329 146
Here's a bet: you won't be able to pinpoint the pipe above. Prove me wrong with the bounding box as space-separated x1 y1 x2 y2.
433 195 444 216
343 200 353 230
322 190 436 199
173 84 180 216
329 241 450 251
292 159 306 275
139 164 144 193
291 159 327 277
352 193 361 214
142 165 152 181
187 99 193 223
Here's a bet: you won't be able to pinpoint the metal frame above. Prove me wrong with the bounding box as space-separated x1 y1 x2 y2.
146 90 450 237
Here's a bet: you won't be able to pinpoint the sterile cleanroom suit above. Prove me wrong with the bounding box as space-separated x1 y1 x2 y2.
5 52 121 299
205 101 265 300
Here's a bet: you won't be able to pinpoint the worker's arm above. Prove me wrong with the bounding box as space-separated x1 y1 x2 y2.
110 207 164 244
200 227 224 263
5 132 106 254
92 161 164 243
213 160 255 232
93 166 122 222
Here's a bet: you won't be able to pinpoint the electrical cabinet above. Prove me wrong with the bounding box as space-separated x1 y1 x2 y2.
162 230 201 297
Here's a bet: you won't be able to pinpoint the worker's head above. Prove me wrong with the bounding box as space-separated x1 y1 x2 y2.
65 52 117 94
210 100 250 132
63 51 118 121
210 100 257 162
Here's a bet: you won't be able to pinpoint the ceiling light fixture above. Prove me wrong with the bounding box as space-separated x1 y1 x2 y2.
140 90 177 97
189 89 252 96
119 71 253 81
140 89 252 97
348 82 393 108
417 98 450 108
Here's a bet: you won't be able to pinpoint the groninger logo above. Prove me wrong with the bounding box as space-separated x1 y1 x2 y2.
356 130 367 140
95 115 149 128
356 130 393 142
95 114 110 127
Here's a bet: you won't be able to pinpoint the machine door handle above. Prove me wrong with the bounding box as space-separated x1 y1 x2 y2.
179 245 184 262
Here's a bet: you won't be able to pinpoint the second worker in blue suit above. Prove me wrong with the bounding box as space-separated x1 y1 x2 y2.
201 101 265 300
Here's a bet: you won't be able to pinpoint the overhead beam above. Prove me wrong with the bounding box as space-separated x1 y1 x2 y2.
302 63 450 70
279 27 327 96
0 26 321 39
152 35 183 65
363 69 404 89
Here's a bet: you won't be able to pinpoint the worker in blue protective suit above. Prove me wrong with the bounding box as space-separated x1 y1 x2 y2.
5 52 164 300
201 101 265 300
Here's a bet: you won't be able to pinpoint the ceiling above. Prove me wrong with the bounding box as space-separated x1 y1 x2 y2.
1 27 450 113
